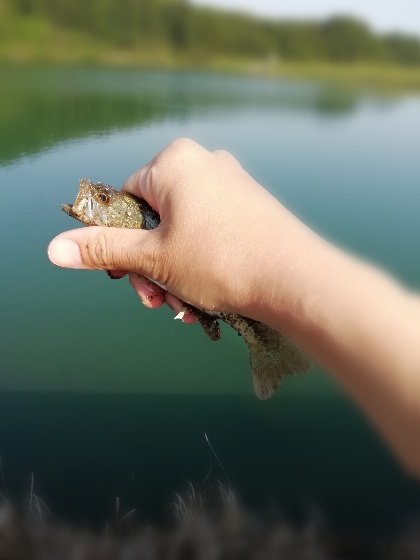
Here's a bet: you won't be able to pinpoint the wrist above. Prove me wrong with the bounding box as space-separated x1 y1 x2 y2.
241 206 330 341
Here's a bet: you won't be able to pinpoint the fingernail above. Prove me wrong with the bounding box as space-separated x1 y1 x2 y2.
143 282 155 293
174 310 185 320
48 239 83 268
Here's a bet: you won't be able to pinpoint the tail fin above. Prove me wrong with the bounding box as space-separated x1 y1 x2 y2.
218 313 311 400
247 330 311 400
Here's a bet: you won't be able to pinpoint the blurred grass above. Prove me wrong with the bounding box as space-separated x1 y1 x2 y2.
0 4 420 91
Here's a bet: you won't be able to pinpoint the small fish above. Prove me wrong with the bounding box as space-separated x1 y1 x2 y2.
62 179 310 399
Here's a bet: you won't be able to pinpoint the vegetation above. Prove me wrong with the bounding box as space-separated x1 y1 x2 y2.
2 480 420 559
0 0 420 89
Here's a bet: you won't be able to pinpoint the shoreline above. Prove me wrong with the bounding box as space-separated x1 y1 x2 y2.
1 49 420 93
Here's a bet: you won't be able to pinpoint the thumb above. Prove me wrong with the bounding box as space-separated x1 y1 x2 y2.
48 226 162 278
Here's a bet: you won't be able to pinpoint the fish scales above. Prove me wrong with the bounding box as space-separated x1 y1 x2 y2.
62 179 310 399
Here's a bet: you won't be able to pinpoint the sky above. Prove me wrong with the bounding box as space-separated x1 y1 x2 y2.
191 0 420 37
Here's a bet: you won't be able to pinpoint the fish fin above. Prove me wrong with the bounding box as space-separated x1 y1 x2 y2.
247 330 311 400
219 313 310 399
198 316 222 342
185 305 221 342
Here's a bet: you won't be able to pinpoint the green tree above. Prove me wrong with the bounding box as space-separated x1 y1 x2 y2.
383 34 420 65
322 16 383 62
3 0 420 67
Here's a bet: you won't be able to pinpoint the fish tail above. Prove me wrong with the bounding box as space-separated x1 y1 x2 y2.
219 313 310 400
246 327 311 400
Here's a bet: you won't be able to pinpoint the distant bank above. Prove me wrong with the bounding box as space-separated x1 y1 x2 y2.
2 52 420 92
1 0 420 91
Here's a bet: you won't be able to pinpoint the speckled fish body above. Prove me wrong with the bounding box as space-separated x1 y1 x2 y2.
62 179 310 399
62 178 160 230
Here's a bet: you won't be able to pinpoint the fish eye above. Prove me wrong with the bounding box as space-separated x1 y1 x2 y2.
98 192 110 204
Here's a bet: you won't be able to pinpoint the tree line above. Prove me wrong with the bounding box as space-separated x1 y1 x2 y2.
6 0 420 65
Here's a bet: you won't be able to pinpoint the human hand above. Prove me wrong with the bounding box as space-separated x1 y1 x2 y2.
48 139 420 475
48 138 312 323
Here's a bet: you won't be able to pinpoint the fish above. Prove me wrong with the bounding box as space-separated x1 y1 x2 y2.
62 179 311 399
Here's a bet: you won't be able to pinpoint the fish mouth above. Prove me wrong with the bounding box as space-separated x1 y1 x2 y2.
62 203 80 221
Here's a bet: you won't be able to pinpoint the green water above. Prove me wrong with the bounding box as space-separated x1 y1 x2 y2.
0 66 419 531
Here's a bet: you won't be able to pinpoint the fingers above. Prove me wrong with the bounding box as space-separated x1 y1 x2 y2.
48 226 198 321
107 270 128 280
122 138 209 209
129 273 165 309
122 160 160 212
128 273 197 323
48 226 164 283
165 292 197 324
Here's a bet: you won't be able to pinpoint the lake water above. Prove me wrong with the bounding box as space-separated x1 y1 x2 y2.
0 66 419 533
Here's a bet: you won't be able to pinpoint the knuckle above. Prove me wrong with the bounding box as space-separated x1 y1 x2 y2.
147 161 161 191
131 167 144 188
169 137 197 153
213 149 231 159
163 138 200 164
130 231 166 284
83 232 109 268
151 138 202 186
213 149 239 166
138 246 160 279
147 235 177 289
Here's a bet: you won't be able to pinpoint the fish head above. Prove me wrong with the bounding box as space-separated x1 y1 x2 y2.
62 179 145 228
62 179 118 226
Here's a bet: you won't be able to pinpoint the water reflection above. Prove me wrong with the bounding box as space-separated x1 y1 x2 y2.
0 66 369 164
0 66 419 535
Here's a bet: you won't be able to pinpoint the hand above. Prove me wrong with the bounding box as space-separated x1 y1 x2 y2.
48 139 420 475
48 138 311 323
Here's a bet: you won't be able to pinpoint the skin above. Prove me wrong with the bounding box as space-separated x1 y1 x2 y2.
48 138 420 477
